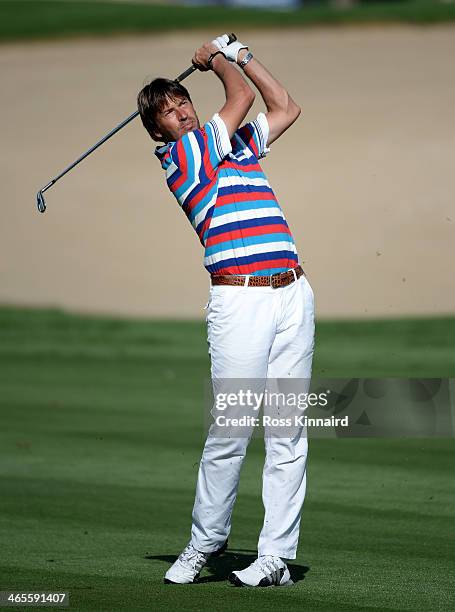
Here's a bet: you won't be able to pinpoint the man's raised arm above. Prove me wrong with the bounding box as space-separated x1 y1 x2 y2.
235 48 301 146
193 42 255 139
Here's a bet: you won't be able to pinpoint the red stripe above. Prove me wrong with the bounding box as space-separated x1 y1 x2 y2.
201 128 216 178
223 160 262 172
205 224 291 247
216 191 275 207
186 180 213 213
171 138 189 192
199 216 212 243
184 130 216 211
215 258 298 275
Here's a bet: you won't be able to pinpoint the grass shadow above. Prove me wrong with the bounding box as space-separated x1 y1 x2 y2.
145 550 310 585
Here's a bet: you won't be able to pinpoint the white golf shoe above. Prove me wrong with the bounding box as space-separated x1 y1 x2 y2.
229 555 293 587
164 540 228 584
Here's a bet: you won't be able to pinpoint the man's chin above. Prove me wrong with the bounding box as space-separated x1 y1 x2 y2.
180 122 198 135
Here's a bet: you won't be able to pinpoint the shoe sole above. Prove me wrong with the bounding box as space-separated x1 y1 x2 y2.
163 540 228 585
163 573 200 585
228 572 294 588
229 573 244 587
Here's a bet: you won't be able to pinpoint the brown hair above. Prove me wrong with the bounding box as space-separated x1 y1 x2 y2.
137 78 192 142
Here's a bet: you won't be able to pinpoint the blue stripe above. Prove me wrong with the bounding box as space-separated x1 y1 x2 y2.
205 233 293 257
183 185 212 218
196 206 216 236
237 121 261 157
167 167 182 188
194 130 210 184
219 168 266 180
206 216 288 238
196 205 216 237
212 200 281 217
174 135 196 199
206 250 298 272
217 185 273 197
228 155 261 167
186 183 218 221
250 268 291 276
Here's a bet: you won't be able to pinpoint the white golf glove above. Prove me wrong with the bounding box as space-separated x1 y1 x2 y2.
211 33 248 63
211 34 231 50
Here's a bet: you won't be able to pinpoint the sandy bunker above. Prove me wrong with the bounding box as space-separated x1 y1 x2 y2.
1 26 454 318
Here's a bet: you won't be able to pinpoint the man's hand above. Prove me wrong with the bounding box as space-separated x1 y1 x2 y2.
211 34 231 50
212 33 248 64
193 42 223 71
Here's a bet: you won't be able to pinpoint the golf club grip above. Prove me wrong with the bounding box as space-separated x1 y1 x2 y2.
174 33 237 83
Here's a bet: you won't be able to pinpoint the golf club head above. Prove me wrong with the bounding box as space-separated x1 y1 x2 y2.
36 190 46 213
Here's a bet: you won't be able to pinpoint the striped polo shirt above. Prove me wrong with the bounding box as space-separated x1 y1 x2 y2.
155 113 299 276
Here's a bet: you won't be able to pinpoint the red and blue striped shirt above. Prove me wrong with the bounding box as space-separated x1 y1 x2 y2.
155 113 299 276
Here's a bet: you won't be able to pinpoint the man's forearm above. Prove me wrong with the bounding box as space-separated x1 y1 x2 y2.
212 53 254 104
211 53 255 138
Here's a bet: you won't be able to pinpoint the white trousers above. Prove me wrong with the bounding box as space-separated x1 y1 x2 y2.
190 274 315 559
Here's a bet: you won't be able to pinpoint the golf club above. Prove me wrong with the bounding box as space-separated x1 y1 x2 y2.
36 33 237 214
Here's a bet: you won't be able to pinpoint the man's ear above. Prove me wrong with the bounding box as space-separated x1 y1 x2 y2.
151 117 163 141
150 127 164 142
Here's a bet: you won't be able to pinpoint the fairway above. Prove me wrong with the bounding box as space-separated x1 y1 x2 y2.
2 1 454 608
1 0 455 42
0 308 454 610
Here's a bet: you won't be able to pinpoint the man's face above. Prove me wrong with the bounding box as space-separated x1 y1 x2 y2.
154 95 200 142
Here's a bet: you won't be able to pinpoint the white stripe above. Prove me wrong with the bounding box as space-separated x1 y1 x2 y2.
209 207 285 230
211 113 232 159
193 190 219 229
230 151 252 162
179 132 201 202
165 161 178 179
218 176 270 189
204 240 297 266
209 120 223 160
256 112 270 148
252 119 263 152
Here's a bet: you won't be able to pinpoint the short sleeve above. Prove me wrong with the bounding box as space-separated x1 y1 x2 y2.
236 112 271 160
206 113 232 164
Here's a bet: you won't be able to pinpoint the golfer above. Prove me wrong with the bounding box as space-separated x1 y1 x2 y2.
137 34 315 587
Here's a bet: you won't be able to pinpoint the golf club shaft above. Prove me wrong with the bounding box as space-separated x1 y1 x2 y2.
41 64 201 192
36 33 237 212
42 110 139 195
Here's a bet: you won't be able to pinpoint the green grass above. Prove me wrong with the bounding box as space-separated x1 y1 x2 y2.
1 1 455 43
0 306 454 610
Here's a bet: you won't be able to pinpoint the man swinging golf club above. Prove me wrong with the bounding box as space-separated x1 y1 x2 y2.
137 34 315 587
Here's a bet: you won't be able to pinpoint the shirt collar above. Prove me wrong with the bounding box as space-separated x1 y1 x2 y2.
154 143 170 161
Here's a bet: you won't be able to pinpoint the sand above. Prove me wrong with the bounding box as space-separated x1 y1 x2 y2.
1 26 454 318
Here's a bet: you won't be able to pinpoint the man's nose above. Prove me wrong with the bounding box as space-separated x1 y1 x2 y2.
177 108 188 121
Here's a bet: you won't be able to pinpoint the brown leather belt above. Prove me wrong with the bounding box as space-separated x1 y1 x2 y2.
211 265 305 289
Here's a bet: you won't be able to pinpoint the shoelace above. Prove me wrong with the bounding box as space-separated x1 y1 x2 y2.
179 545 208 571
252 556 283 584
